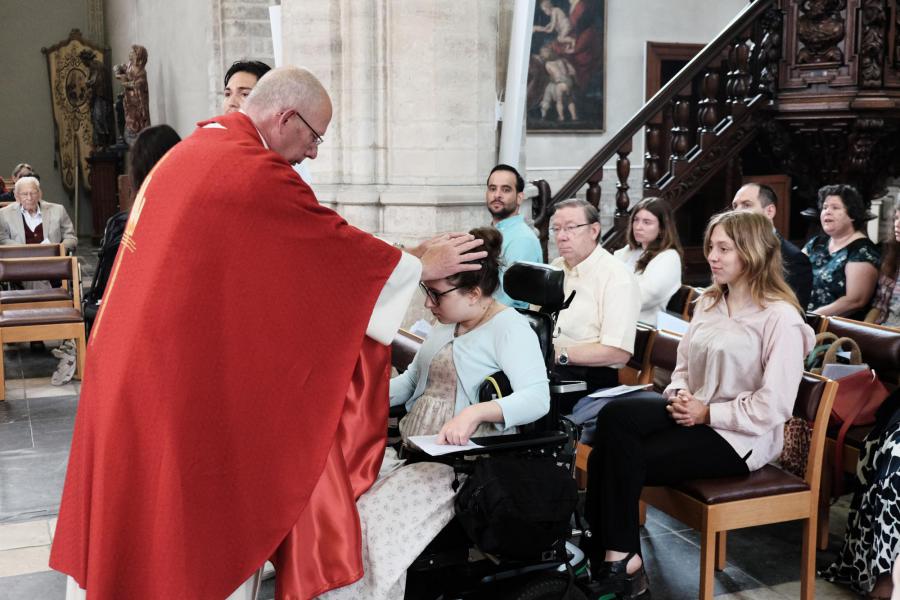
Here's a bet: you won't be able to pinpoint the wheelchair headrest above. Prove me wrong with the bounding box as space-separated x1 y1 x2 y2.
504 261 566 311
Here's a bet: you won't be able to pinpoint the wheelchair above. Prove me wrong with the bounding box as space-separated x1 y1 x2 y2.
396 261 597 600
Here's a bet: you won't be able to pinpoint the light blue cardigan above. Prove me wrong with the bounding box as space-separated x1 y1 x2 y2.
389 308 550 432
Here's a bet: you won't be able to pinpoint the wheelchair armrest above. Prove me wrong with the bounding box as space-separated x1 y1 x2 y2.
456 430 569 456
400 430 569 463
550 380 587 394
389 404 407 419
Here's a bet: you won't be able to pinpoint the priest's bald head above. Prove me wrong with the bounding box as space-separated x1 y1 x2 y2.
243 66 332 165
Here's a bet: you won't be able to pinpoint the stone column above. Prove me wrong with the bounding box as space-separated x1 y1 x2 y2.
209 0 275 116
282 0 501 241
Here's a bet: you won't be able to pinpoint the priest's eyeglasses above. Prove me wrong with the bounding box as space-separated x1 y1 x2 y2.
420 282 460 305
292 110 324 146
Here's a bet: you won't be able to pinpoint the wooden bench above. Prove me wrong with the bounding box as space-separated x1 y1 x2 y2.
0 247 74 310
0 257 86 400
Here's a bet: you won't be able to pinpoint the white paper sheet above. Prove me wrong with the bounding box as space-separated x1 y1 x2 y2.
407 434 482 456
587 383 653 398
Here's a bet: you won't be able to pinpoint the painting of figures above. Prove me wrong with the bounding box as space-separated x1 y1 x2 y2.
527 0 605 132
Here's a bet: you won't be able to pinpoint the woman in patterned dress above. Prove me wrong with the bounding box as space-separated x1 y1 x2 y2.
821 389 900 599
803 184 880 320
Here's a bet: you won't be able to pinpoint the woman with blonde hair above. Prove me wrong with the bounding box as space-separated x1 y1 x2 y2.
582 211 815 599
614 197 683 325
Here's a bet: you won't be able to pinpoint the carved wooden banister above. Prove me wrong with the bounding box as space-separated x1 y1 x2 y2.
544 0 776 246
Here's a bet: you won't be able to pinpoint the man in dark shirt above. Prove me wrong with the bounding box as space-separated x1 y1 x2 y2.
732 183 813 308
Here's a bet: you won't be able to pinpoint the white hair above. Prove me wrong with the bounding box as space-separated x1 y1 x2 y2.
243 66 330 122
14 176 40 193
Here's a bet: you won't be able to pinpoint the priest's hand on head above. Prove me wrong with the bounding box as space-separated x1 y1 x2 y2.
417 233 486 281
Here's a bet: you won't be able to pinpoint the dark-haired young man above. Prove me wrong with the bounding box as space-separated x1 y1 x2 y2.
223 59 271 114
732 182 812 308
486 164 542 308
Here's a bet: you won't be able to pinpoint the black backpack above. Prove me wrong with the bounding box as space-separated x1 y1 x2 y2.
454 456 577 559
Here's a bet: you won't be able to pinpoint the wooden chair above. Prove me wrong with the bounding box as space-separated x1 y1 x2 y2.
618 324 657 385
686 286 705 320
0 256 86 401
0 251 75 310
391 328 423 374
815 316 900 548
0 243 65 259
0 244 66 295
640 373 837 600
665 285 697 320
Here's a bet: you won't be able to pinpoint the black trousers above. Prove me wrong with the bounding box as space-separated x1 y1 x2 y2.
584 392 749 557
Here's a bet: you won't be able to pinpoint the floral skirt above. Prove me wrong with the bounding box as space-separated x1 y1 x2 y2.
319 448 456 600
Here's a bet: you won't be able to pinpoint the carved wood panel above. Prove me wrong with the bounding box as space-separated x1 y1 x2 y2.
883 0 900 84
781 0 859 89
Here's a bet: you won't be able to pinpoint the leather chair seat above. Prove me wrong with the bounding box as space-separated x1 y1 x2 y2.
675 464 809 504
0 288 71 303
0 308 83 327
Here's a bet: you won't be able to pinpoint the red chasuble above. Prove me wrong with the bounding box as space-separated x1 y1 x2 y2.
50 111 401 599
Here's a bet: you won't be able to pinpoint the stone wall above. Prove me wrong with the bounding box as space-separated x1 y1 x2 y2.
0 0 91 223
209 0 275 116
281 0 502 242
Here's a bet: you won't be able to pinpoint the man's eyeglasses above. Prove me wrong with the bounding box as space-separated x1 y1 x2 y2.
293 111 324 146
549 223 591 236
420 282 460 305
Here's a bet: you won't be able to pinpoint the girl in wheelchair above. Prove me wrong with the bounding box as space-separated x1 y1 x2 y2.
321 227 550 600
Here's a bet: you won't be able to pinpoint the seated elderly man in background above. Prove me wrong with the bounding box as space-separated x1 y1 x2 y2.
0 162 37 202
546 199 641 412
0 176 77 252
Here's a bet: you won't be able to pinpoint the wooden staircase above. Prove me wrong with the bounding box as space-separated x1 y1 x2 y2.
532 0 900 273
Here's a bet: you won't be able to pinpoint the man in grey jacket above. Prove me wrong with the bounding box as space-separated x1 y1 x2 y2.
0 176 77 252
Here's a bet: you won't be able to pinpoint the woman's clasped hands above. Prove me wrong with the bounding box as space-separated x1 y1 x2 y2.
666 390 710 427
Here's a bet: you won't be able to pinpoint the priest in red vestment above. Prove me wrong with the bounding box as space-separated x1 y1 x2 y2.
50 66 485 600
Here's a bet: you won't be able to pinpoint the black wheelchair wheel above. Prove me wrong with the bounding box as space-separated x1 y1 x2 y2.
503 575 589 600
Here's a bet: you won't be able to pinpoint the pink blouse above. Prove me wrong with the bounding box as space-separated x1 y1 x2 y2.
664 296 815 471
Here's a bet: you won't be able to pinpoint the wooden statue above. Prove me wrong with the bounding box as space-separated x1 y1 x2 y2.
79 49 114 149
114 44 150 145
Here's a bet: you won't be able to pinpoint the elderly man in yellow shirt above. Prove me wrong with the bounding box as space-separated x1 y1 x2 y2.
546 198 641 411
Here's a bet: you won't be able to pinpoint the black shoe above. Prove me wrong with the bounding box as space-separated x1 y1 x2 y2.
586 553 650 599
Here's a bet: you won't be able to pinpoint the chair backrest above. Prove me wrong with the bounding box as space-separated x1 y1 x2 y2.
794 372 838 489
805 312 825 333
686 287 704 320
665 285 695 320
0 243 65 259
823 316 900 387
0 256 81 310
624 324 657 384
648 329 682 391
391 329 423 373
0 256 75 283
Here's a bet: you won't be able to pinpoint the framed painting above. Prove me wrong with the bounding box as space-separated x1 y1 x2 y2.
526 0 605 132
